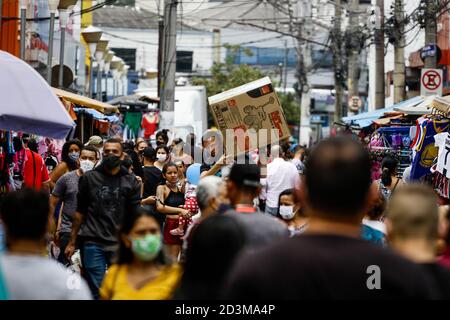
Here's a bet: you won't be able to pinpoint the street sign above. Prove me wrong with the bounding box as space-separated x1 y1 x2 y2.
348 96 362 112
420 68 443 96
421 44 438 59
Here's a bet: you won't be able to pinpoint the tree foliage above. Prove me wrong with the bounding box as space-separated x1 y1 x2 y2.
191 44 266 97
278 92 301 126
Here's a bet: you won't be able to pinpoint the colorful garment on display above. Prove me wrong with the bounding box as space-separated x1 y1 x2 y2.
410 118 450 181
95 120 110 135
371 161 382 182
12 148 27 179
124 112 143 138
434 132 450 178
109 115 124 139
142 112 159 139
433 170 450 199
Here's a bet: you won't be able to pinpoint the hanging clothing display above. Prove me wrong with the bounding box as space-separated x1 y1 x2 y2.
433 171 450 199
141 112 159 139
368 126 412 181
124 112 142 139
95 120 110 135
434 132 450 178
410 117 450 181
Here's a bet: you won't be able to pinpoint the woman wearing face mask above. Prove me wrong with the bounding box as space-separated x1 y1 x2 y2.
277 189 308 237
156 130 169 147
156 163 189 261
155 145 170 171
99 207 181 300
50 139 83 189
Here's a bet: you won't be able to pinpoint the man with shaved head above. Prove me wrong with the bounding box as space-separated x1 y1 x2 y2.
386 184 450 299
225 136 439 299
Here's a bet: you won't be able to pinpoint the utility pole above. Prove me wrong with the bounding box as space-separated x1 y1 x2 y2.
375 0 385 109
393 0 406 103
424 0 437 68
296 0 312 146
347 0 360 115
333 0 344 122
213 29 221 64
157 16 164 98
160 0 178 129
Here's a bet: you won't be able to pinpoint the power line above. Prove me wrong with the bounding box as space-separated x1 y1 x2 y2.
102 29 289 48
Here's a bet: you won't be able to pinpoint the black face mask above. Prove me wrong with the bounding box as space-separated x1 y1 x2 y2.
103 154 122 171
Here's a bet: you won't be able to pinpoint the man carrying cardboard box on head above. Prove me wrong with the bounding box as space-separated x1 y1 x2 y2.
208 77 291 165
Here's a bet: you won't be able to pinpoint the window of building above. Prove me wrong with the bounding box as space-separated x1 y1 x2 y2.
114 0 136 6
176 51 193 73
110 48 136 71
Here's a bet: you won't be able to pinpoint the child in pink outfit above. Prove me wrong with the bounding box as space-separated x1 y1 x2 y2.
170 183 198 236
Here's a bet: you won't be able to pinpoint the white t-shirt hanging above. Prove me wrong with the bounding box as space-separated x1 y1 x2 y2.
434 132 450 178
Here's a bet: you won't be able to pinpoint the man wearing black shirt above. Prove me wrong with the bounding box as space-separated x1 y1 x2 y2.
224 136 439 299
140 146 164 226
386 184 450 299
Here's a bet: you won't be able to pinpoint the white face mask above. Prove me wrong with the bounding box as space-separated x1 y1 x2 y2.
80 160 95 173
157 154 167 162
279 205 295 220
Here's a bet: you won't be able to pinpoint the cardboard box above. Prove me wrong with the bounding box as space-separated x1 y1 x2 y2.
208 77 291 154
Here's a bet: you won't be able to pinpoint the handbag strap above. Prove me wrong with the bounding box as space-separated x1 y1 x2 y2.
31 152 36 189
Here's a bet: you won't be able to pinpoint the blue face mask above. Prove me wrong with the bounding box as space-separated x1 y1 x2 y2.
69 152 80 161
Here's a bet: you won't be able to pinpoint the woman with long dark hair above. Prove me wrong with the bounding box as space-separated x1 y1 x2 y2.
377 155 403 200
156 162 189 260
99 207 181 300
156 129 169 146
49 139 83 188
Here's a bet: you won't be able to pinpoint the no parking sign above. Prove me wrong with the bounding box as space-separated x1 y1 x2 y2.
421 68 443 97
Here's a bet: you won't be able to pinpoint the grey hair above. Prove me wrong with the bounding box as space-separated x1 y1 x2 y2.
270 144 282 159
196 176 224 210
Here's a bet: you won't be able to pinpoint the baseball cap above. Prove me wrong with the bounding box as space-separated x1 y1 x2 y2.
85 136 103 147
228 164 261 188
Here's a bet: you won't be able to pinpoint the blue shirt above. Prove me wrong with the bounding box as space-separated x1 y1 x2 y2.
361 225 386 247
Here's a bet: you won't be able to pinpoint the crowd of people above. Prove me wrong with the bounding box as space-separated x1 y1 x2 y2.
0 130 450 300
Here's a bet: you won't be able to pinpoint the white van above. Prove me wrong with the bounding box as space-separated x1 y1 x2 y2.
135 86 208 144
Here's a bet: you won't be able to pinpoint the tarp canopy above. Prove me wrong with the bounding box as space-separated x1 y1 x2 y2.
342 96 424 128
52 88 119 114
74 107 120 122
108 94 159 106
0 50 75 139
342 107 396 128
394 95 434 115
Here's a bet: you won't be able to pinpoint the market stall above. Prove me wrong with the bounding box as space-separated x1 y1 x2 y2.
108 94 160 140
52 88 119 143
